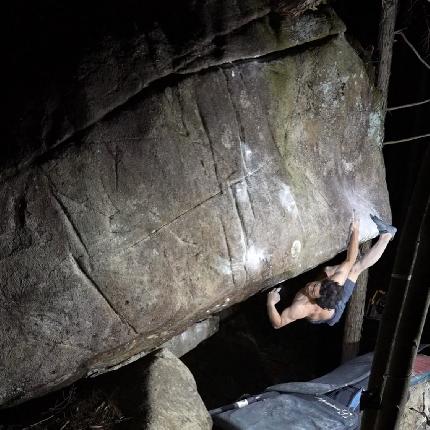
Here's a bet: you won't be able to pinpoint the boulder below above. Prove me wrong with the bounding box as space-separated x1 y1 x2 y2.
113 348 212 430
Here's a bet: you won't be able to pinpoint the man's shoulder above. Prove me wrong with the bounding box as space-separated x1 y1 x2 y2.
293 289 308 300
292 292 309 307
290 294 315 317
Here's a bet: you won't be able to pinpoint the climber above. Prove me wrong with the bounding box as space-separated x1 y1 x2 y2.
267 214 397 327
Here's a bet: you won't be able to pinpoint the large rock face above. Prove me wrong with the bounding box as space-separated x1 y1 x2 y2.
0 3 390 406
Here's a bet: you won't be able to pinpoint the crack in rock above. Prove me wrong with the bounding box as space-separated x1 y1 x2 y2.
70 254 138 335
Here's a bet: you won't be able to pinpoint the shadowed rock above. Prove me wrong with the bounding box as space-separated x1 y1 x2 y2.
2 0 330 181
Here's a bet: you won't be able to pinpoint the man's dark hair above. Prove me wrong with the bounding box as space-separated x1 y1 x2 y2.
316 279 343 310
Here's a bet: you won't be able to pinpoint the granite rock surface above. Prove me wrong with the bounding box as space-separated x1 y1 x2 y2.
0 4 390 406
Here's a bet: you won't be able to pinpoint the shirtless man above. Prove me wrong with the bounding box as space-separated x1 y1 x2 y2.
267 215 397 328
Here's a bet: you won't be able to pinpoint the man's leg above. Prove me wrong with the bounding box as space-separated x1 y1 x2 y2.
348 233 391 283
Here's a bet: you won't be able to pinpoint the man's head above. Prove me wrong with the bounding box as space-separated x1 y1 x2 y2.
305 279 343 310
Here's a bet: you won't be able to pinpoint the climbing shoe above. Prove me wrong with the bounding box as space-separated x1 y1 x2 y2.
370 214 397 240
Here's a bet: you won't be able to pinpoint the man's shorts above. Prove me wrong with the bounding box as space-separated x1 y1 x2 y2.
308 278 357 326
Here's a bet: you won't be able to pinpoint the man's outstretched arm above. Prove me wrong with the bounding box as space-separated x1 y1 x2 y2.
267 288 308 329
330 218 360 285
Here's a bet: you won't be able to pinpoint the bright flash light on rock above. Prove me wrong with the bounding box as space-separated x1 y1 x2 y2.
245 245 265 268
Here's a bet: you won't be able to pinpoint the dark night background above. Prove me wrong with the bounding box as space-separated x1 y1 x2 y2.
0 0 429 427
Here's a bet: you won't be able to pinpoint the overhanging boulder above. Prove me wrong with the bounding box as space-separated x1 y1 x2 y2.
0 7 390 406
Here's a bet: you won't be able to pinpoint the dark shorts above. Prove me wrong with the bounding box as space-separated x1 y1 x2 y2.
308 278 356 326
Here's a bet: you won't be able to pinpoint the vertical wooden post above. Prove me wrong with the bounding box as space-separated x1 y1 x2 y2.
341 242 371 363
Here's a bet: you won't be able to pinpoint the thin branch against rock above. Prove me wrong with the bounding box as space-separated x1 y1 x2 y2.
384 132 430 145
27 415 55 428
395 30 430 70
387 98 430 111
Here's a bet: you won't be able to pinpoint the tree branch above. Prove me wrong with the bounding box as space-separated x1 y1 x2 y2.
395 31 430 70
387 98 430 111
384 132 430 145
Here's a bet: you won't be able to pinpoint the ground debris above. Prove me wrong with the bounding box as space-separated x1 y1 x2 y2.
0 383 129 430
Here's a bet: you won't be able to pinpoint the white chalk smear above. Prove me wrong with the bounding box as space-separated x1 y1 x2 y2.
342 160 354 173
234 181 248 202
291 240 301 258
242 143 253 160
245 245 265 269
279 184 299 217
215 256 233 276
343 189 380 240
221 129 233 149
240 91 251 108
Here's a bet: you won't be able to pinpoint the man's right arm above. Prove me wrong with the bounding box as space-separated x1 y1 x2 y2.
330 219 360 285
267 289 308 329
